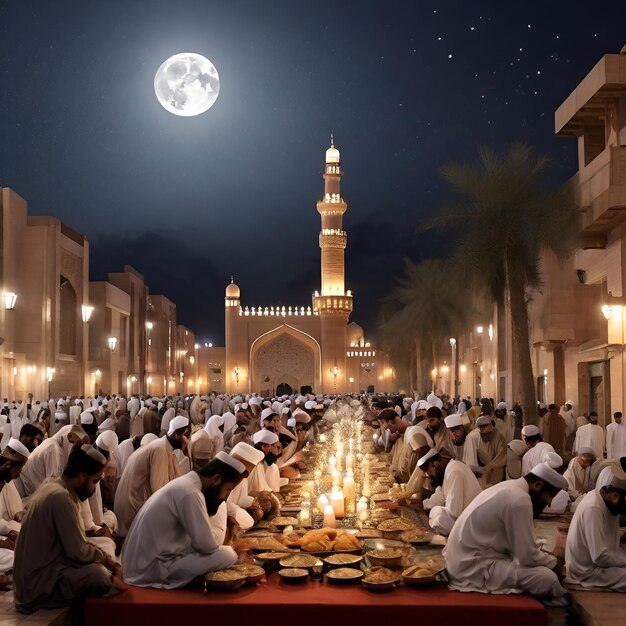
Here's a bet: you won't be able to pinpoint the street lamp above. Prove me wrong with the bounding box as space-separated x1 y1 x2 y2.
81 305 94 322
108 337 118 352
449 337 457 399
4 292 17 310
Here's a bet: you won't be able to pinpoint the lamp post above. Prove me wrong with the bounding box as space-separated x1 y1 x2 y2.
449 337 457 400
145 321 153 396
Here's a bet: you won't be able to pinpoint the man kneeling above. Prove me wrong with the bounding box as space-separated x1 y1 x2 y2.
121 451 246 589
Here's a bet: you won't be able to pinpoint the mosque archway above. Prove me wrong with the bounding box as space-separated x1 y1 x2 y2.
276 382 293 396
250 325 322 393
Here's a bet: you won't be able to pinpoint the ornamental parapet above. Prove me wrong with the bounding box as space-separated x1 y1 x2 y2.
312 294 353 315
238 305 317 317
319 232 347 249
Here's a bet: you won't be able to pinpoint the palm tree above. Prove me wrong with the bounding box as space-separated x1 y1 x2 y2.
421 144 579 424
382 257 474 394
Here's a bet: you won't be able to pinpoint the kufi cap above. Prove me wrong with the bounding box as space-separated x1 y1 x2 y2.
241 403 249 410
252 429 279 445
522 424 540 437
189 430 212 461
3 438 30 461
315 404 324 410
74 398 81 405
609 465 626 491
417 447 439 469
545 452 563 469
530 462 568 490
507 439 527 457
427 392 443 409
263 401 272 408
230 442 264 466
497 401 507 411
97 417 116 432
284 399 292 406
80 444 107 466
57 399 66 407
214 451 246 474
95 431 119 454
249 397 262 407
416 400 429 410
292 408 311 423
287 418 297 428
576 447 596 458
260 407 276 423
304 400 316 410
476 415 493 427
565 400 574 407
282 407 290 415
537 402 547 409
141 433 158 446
69 424 88 439
167 415 189 435
444 413 463 429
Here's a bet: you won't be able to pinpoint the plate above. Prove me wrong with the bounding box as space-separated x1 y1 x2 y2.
326 568 364 584
279 553 319 569
278 568 309 583
323 553 363 567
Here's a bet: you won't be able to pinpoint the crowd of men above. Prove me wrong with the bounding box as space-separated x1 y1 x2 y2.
0 390 623 613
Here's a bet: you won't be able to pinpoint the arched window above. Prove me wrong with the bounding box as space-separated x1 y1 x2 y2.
59 276 77 355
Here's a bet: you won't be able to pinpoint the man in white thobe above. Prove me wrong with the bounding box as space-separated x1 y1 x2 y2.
563 448 595 500
565 466 626 591
606 412 626 461
418 448 481 536
227 442 266 529
445 461 569 606
521 425 556 477
121 452 244 588
573 413 605 460
446 413 480 466
114 416 189 536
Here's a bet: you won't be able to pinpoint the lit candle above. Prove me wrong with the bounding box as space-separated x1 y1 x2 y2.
323 504 336 528
332 469 342 488
331 489 345 518
357 497 368 522
343 472 355 514
345 453 354 470
317 493 329 512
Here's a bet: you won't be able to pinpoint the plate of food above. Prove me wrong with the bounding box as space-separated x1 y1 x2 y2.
272 516 300 529
278 568 309 583
323 553 363 567
365 548 404 567
279 553 319 569
401 564 438 587
204 568 248 591
231 564 266 584
361 566 400 591
404 528 431 545
326 567 364 585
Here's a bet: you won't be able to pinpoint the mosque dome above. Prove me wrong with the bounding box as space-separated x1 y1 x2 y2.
326 145 340 164
225 279 240 298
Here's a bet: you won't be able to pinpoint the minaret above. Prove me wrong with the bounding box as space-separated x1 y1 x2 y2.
313 135 352 393
224 277 247 393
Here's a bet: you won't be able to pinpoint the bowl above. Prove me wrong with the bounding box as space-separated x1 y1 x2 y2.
366 548 404 567
232 564 266 584
326 567 364 585
323 553 363 568
401 565 437 587
278 568 309 583
361 567 400 592
204 569 248 592
279 553 319 569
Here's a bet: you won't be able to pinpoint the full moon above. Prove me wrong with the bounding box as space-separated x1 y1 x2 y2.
154 53 220 117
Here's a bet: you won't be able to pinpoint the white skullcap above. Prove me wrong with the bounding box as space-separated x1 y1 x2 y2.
544 452 563 469
260 407 276 423
576 447 596 458
287 418 297 428
507 439 527 457
497 401 507 411
315 404 324 410
565 400 574 407
141 433 158 446
284 399 292 406
80 411 95 425
304 400 316 410
296 395 306 404
252 429 278 445
75 398 81 405
282 407 290 415
609 465 626 490
263 401 272 408
95 431 119 454
537 402 547 409
230 442 264 466
417 400 429 410
417 447 439 468
476 415 493 427
530 462 568 490
249 396 262 407
292 408 311 423
522 424 540 437
215 451 246 474
5 437 30 459
444 413 463 429
167 415 189 435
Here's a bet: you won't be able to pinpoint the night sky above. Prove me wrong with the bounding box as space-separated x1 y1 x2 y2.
1 1 625 344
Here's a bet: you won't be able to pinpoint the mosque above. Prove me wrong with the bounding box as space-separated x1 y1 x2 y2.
222 139 393 395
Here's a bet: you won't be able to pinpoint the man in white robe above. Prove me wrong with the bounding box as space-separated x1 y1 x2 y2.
121 452 245 588
573 413 605 460
521 425 556 477
606 412 626 461
445 461 569 606
418 448 481 536
15 425 88 499
563 448 595 500
227 442 265 528
565 465 626 591
446 413 480 466
114 416 189 536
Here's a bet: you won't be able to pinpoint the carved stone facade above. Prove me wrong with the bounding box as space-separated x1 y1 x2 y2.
254 333 315 392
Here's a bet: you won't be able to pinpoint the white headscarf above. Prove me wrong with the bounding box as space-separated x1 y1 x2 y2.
221 412 237 446
205 415 224 438
160 407 176 435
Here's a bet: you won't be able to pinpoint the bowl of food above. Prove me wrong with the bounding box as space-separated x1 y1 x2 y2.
232 564 266 584
250 536 290 553
361 566 400 591
401 565 437 587
323 553 363 568
366 548 404 568
272 516 300 530
278 567 309 584
326 567 364 585
403 528 431 545
205 568 248 591
377 517 416 539
279 553 319 569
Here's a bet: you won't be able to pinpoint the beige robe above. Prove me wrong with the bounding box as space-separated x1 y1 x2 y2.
114 437 181 536
477 430 507 488
13 477 111 613
0 480 23 529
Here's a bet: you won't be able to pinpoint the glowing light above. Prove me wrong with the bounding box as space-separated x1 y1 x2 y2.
107 337 118 352
601 304 612 320
4 292 17 310
81 305 94 322
476 326 483 334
